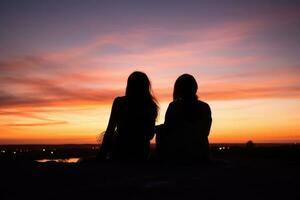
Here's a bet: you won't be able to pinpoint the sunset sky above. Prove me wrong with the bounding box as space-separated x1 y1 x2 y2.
1 0 300 144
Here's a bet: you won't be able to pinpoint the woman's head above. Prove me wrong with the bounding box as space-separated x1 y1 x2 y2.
126 71 151 98
173 74 198 101
125 71 158 114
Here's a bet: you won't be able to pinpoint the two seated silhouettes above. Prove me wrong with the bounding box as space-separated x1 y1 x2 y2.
99 71 212 162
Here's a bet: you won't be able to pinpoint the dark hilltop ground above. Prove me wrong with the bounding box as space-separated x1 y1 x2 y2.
0 143 300 200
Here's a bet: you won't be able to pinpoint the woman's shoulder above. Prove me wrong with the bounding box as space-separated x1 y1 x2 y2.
114 96 126 101
167 100 177 108
197 100 211 112
112 96 127 106
169 99 209 106
197 100 210 107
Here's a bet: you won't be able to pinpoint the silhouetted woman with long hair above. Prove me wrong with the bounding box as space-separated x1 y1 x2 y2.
99 71 158 161
156 74 212 161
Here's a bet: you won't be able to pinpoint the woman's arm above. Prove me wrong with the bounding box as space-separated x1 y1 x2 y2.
146 117 156 141
204 103 212 137
193 103 212 137
164 102 174 128
98 97 119 158
105 98 119 135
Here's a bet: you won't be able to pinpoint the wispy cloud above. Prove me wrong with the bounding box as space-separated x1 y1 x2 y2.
4 121 68 127
1 1 300 143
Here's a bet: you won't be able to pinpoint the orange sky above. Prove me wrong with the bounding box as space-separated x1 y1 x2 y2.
1 1 300 144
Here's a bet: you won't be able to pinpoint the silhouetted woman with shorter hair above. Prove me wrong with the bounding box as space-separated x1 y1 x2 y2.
99 71 158 161
156 74 212 161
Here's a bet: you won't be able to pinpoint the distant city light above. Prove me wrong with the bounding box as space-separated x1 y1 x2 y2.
50 151 54 154
219 147 227 150
42 149 46 152
1 150 5 153
13 151 16 154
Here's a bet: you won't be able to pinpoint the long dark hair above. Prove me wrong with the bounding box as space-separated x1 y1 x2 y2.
173 74 198 101
125 71 158 117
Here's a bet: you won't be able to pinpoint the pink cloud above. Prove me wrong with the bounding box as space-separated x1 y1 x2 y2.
1 15 299 112
4 121 68 127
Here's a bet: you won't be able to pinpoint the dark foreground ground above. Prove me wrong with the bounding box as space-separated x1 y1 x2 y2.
0 144 300 200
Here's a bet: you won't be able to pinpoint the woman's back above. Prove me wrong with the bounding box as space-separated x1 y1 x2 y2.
114 96 156 156
163 99 212 160
165 99 210 126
